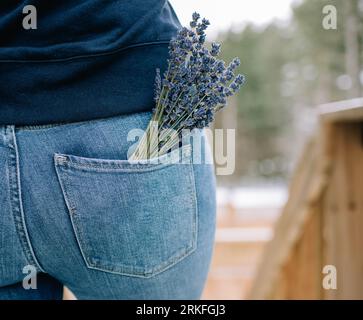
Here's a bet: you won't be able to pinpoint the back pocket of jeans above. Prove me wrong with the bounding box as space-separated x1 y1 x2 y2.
54 145 197 278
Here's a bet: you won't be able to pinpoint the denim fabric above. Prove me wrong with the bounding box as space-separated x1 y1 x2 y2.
0 112 216 299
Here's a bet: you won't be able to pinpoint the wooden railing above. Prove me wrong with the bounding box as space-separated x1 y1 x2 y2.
249 98 363 299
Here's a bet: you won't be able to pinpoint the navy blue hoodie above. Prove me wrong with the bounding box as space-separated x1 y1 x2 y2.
0 0 181 125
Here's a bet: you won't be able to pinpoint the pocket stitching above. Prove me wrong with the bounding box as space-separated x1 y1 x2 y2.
54 145 192 173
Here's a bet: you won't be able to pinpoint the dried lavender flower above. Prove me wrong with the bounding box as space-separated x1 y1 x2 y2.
130 13 246 160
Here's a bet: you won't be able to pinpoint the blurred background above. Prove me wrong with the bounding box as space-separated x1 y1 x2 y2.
169 0 363 299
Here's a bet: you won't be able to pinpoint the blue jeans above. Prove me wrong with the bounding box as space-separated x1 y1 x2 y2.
0 112 216 299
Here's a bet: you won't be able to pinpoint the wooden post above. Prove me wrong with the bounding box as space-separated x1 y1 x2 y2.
249 98 363 299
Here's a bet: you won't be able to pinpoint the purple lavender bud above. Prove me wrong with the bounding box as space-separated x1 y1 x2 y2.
154 68 161 102
232 57 241 67
230 82 238 91
190 21 197 28
192 12 200 22
235 74 245 85
183 38 193 50
229 74 245 93
196 19 209 35
180 27 189 37
225 70 234 81
224 87 233 97
211 42 221 56
202 18 210 26
192 34 199 44
227 57 240 72
216 60 226 74
195 107 206 118
199 47 208 56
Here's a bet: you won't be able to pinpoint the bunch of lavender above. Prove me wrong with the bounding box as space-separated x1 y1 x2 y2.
130 12 245 160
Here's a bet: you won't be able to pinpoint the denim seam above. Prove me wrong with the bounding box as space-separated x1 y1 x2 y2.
7 126 45 273
86 242 197 278
56 160 175 172
54 151 198 278
17 123 64 130
190 163 199 253
54 163 91 271
56 161 184 173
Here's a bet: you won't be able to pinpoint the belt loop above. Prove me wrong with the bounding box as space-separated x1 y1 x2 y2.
0 126 4 146
2 125 15 149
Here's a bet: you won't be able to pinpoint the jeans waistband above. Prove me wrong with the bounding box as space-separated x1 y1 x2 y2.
13 111 151 133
